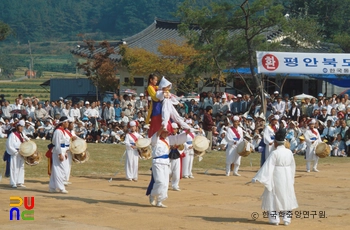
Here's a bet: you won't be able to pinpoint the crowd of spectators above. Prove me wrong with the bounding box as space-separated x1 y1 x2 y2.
1 91 350 157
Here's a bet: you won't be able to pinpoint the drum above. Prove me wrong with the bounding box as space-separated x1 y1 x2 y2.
70 138 87 155
315 142 330 158
193 136 209 157
136 138 152 160
236 140 251 157
72 150 90 163
19 141 41 166
24 151 42 166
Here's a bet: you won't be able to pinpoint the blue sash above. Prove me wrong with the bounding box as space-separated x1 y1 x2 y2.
270 136 275 140
153 154 169 159
186 141 192 144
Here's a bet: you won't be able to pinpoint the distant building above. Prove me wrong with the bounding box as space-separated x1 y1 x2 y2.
25 70 36 78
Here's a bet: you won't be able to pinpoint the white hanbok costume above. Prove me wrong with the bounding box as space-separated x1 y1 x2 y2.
150 132 187 205
6 130 29 186
253 145 298 225
263 124 278 161
182 132 195 178
224 126 244 176
63 129 75 183
125 131 142 180
156 77 191 130
304 127 322 171
49 127 70 192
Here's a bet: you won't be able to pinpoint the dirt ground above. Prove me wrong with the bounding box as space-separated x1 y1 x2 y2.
0 161 349 230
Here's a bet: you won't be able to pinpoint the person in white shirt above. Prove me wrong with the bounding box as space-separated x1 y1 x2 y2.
124 121 142 181
146 125 190 208
6 120 30 188
273 96 286 116
26 100 36 120
69 104 81 121
0 117 7 138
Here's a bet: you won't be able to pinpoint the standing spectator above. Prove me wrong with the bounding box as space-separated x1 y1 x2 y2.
1 100 12 119
26 100 36 120
203 106 214 150
103 101 115 123
114 102 122 122
219 94 230 115
288 101 300 122
70 104 81 121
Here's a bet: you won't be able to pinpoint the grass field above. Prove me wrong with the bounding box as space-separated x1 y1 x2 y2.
0 139 349 179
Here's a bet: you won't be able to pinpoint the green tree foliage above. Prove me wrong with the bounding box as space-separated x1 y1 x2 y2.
0 21 12 41
177 0 286 92
0 0 183 43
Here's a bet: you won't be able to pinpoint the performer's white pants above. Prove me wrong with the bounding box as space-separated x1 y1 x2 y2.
63 151 72 182
182 153 194 177
49 152 66 191
125 150 139 180
10 154 24 186
162 99 191 130
151 163 169 203
169 158 180 189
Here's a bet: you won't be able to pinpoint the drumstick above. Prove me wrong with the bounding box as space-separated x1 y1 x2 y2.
108 151 125 182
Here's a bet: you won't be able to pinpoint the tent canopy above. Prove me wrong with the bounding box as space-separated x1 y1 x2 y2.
227 68 350 87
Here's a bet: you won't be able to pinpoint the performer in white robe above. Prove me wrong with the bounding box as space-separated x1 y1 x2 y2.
49 116 70 194
148 126 189 208
63 118 77 184
252 128 298 226
263 115 279 161
125 120 142 181
304 119 321 172
169 123 183 191
156 77 191 130
225 116 244 176
182 129 195 179
6 120 29 188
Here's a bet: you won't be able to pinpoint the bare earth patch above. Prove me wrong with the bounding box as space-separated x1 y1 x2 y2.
1 160 350 230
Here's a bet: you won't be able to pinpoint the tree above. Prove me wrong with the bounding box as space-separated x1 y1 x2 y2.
0 21 13 41
119 40 200 92
176 0 287 113
77 40 119 95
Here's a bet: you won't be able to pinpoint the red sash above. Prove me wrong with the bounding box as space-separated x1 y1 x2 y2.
231 127 241 140
270 125 277 133
129 132 138 143
188 132 194 139
13 132 24 143
310 128 318 136
160 137 170 149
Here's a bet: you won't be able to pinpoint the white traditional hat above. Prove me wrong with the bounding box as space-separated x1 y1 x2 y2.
158 76 172 90
308 119 316 125
129 121 136 127
193 136 210 152
70 138 87 155
274 91 279 94
135 138 151 148
237 94 242 98
272 115 279 120
143 124 150 129
16 120 25 127
140 93 144 96
85 101 90 104
221 93 227 99
171 123 179 129
19 141 37 157
233 116 240 121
